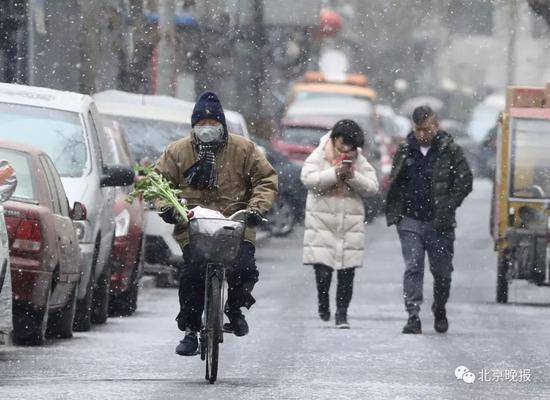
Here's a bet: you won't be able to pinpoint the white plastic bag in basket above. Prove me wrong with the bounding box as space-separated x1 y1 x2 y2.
189 206 239 236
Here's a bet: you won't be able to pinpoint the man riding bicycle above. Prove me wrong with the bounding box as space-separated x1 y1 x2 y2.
155 91 278 356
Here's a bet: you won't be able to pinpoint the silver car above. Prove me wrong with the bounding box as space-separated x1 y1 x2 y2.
0 83 134 331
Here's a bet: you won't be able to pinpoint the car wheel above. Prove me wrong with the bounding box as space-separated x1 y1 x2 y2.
13 283 51 346
268 196 295 237
46 283 77 339
73 239 100 332
91 262 111 325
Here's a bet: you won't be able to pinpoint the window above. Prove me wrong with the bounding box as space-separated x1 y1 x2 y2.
448 0 494 36
0 103 88 177
0 149 36 201
40 156 62 214
510 118 550 199
44 156 70 217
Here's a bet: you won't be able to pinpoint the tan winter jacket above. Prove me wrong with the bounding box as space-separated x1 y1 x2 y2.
301 134 379 270
155 133 278 245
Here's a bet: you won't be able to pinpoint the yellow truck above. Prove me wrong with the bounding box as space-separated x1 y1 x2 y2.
492 84 550 302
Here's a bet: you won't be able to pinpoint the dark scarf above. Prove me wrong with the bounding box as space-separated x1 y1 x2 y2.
183 140 222 190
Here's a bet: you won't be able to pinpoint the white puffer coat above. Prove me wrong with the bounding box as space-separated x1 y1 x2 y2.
301 135 379 270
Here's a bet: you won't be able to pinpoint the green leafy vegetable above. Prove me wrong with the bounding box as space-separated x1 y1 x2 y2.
127 164 188 223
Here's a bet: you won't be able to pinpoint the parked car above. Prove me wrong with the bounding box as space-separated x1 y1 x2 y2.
102 120 145 316
94 90 250 287
439 119 480 175
255 138 307 236
279 97 382 221
0 83 135 331
280 97 378 162
0 142 86 344
467 93 505 142
0 160 16 344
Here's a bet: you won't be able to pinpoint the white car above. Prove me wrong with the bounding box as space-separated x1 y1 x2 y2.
0 160 17 344
0 83 135 331
94 90 251 287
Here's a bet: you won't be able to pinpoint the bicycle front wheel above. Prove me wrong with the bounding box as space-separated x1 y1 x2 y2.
205 273 222 384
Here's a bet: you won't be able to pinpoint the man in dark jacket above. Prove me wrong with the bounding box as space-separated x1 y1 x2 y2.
385 106 473 334
155 91 278 355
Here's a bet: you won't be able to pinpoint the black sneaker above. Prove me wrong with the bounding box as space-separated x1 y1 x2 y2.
433 309 449 333
222 314 249 337
335 309 350 329
402 315 422 334
176 331 198 356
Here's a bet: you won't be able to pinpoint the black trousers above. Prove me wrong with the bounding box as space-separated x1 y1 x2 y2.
176 242 259 332
314 264 355 311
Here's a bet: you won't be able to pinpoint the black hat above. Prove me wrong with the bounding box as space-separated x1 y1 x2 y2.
191 91 227 132
330 119 365 149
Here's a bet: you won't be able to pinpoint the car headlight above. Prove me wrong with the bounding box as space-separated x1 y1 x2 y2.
115 209 131 237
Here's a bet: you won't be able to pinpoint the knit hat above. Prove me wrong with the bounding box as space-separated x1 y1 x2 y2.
330 119 365 149
191 91 227 132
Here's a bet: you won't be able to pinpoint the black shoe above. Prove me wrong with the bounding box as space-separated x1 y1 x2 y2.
402 315 422 334
176 331 198 356
222 314 249 337
335 309 350 329
433 309 448 333
319 310 330 322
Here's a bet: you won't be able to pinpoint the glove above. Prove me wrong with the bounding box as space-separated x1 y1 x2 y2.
158 206 180 225
246 209 265 227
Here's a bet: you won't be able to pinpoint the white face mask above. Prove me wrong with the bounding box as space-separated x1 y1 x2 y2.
195 124 224 143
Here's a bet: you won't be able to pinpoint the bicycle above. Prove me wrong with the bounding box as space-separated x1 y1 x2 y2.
187 209 264 384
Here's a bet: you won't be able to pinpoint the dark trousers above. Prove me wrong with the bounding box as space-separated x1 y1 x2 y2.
396 217 454 317
314 264 355 312
176 242 259 332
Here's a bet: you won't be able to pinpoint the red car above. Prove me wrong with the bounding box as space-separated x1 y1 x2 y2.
103 121 144 316
0 141 85 345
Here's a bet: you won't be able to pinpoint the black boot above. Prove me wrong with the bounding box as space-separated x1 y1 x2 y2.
335 308 350 329
433 307 448 333
402 315 422 334
223 312 249 337
176 331 198 356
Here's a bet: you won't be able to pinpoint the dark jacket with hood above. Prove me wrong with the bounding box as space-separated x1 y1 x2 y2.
385 130 473 232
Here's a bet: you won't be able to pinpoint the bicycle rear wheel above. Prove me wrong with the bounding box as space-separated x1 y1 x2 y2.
205 273 222 384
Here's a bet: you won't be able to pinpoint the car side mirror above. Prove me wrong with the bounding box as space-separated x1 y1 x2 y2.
100 165 135 187
70 201 87 221
0 160 17 203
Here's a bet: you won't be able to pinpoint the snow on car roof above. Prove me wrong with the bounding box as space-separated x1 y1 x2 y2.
94 90 250 138
0 82 90 113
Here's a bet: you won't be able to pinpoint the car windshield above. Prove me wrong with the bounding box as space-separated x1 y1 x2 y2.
0 103 87 177
510 118 550 199
0 149 35 201
281 126 327 147
105 115 191 163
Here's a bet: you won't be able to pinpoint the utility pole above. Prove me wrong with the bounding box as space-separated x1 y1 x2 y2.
157 0 176 95
506 0 518 86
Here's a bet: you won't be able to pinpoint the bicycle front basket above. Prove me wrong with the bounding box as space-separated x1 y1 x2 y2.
188 218 245 264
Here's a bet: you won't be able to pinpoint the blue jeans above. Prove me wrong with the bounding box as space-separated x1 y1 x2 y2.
397 217 455 317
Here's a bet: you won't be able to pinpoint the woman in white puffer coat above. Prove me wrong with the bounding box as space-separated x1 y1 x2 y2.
301 119 379 328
